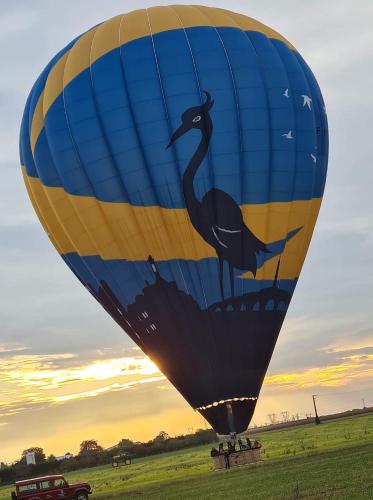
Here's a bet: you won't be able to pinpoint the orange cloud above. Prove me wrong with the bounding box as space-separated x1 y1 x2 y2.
322 337 373 354
52 375 165 403
0 353 159 387
264 357 373 389
0 352 162 418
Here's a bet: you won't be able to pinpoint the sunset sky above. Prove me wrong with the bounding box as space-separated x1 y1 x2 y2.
1 0 372 463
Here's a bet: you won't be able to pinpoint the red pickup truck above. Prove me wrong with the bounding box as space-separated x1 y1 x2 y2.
10 475 92 500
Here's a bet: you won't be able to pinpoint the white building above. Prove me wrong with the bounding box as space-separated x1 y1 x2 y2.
25 452 36 465
56 453 74 461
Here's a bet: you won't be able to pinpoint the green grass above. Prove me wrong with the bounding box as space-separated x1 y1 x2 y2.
1 413 372 499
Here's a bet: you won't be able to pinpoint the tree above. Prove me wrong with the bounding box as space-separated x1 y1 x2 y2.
79 440 103 456
21 447 45 464
281 411 290 422
153 431 170 443
267 413 278 424
118 438 134 452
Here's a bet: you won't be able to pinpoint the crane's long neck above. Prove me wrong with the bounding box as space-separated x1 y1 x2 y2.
182 130 211 228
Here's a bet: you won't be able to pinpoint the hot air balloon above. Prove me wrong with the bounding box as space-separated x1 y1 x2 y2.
20 5 328 435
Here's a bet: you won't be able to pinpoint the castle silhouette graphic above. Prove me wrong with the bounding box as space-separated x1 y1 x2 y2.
86 256 290 434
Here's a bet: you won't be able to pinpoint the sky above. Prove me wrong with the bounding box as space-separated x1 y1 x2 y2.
1 0 373 463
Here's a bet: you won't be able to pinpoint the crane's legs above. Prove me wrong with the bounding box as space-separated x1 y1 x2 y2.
218 261 235 300
219 259 224 301
229 264 235 298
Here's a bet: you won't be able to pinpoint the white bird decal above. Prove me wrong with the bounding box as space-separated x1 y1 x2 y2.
282 130 294 140
283 88 289 98
301 95 312 110
310 154 317 163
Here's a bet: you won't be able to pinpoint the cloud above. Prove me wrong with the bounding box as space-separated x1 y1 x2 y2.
0 353 159 388
53 375 165 403
0 351 162 422
265 352 373 390
0 344 28 355
322 335 373 355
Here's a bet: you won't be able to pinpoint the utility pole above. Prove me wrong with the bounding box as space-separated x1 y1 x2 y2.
312 395 321 425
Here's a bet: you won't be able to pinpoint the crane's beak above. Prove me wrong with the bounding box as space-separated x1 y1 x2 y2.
166 122 189 149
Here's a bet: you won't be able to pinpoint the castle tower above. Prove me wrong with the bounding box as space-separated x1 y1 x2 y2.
273 258 281 288
147 255 162 284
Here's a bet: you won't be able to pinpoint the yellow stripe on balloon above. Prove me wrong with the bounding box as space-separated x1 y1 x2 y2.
22 168 68 254
29 5 295 156
62 28 98 91
30 92 45 155
90 15 123 63
22 167 321 281
42 51 70 119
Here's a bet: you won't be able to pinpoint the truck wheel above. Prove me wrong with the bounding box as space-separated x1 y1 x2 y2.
75 493 88 500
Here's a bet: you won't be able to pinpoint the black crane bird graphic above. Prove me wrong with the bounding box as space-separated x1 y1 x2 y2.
167 91 270 299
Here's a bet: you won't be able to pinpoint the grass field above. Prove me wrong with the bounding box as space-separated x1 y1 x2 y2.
1 413 372 499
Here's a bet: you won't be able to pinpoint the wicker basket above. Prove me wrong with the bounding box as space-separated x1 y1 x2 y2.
212 448 261 469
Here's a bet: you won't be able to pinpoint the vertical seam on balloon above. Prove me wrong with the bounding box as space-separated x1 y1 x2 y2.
170 5 220 309
31 46 92 261
243 33 300 286
145 7 211 310
20 95 29 167
201 10 246 298
145 8 218 381
293 52 325 274
270 42 304 282
119 11 190 307
22 93 38 177
132 9 212 378
295 52 328 199
44 31 137 327
163 182 191 297
26 47 82 257
176 6 218 232
82 21 151 339
117 13 176 296
241 31 273 289
27 156 114 324
164 8 216 305
37 130 122 321
198 7 248 400
266 38 299 286
86 18 163 337
144 8 196 287
21 169 63 253
30 30 95 157
153 6 220 400
119 12 180 266
171 8 232 389
87 18 153 304
272 42 317 280
170 5 229 402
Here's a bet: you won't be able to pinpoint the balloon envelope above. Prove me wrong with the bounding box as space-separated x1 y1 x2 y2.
20 5 328 434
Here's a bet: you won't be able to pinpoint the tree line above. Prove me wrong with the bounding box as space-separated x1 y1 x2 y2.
0 428 217 485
